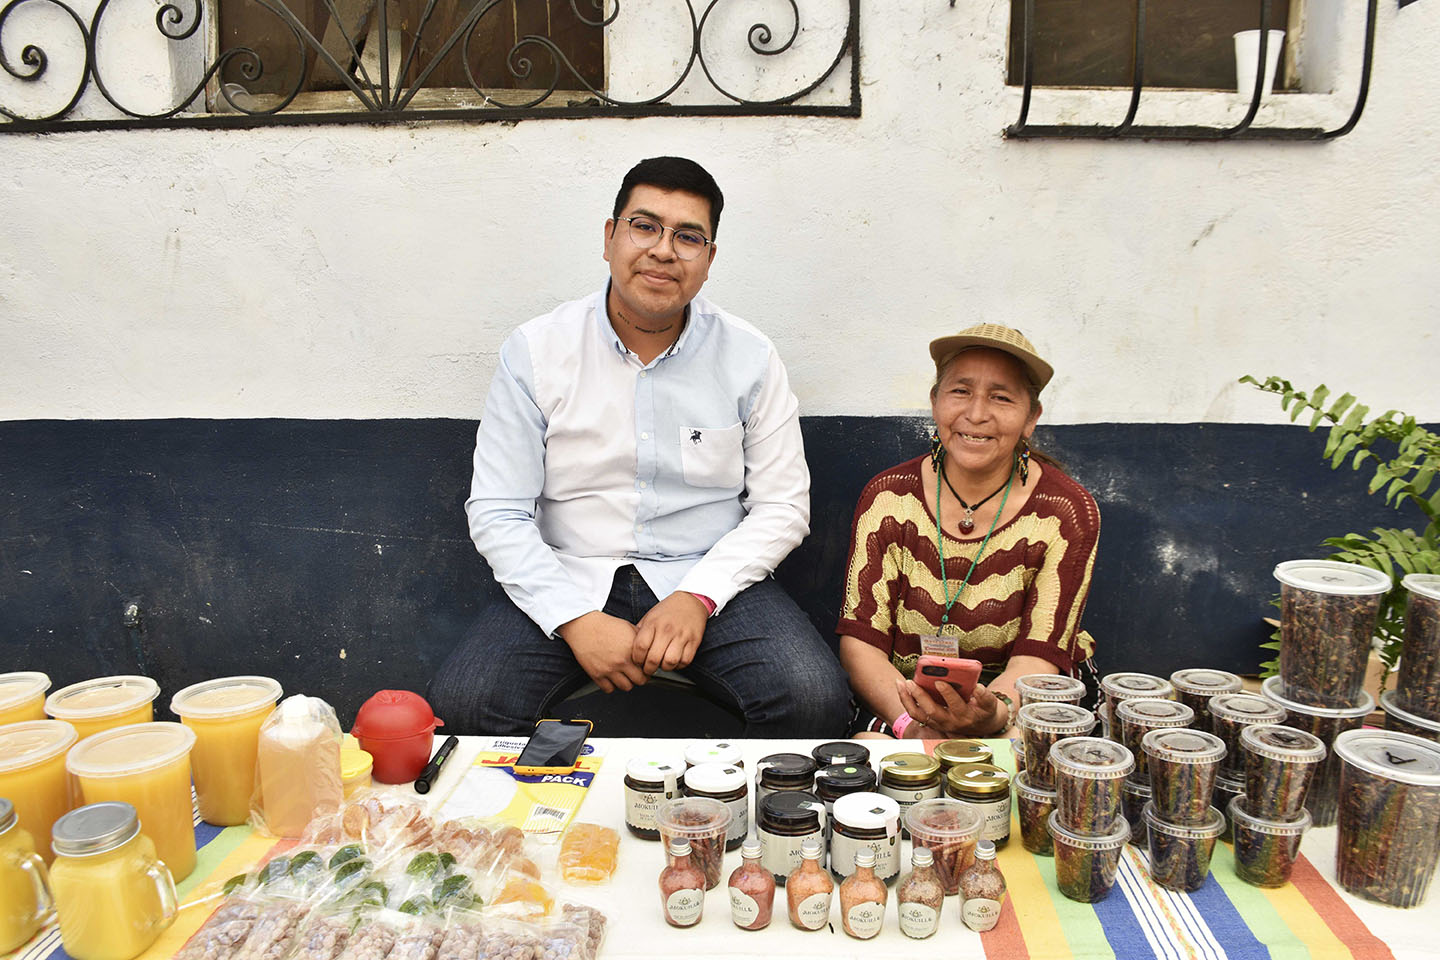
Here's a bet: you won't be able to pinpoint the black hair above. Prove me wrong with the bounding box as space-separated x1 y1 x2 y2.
612 157 724 238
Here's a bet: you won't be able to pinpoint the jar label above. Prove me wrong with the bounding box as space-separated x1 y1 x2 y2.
898 902 939 938
958 798 1012 844
724 795 749 843
759 827 822 878
666 889 704 926
962 897 1002 932
829 831 900 880
845 901 884 939
729 888 760 927
794 892 832 930
625 784 668 831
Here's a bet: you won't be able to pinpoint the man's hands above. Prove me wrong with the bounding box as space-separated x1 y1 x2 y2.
558 591 709 693
896 677 1005 738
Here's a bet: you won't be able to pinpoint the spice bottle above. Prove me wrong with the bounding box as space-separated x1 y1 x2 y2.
785 837 834 931
896 846 945 939
958 839 1006 932
658 838 706 928
727 838 775 930
839 848 887 940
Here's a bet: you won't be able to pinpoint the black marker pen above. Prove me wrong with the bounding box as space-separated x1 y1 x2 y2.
414 735 460 794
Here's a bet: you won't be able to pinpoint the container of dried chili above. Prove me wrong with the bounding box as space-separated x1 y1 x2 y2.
1099 673 1175 720
1259 675 1372 826
1015 674 1087 709
1334 729 1440 908
902 798 981 895
1121 777 1150 847
1018 702 1095 791
1274 559 1390 708
1015 771 1056 856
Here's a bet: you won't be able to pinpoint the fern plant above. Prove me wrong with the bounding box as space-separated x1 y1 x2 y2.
1241 376 1440 687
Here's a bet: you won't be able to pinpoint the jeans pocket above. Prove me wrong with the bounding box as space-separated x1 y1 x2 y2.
680 421 744 488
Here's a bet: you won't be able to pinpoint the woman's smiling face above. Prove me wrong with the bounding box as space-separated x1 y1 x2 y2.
931 347 1042 480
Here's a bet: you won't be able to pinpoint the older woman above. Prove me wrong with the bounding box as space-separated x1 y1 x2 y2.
836 324 1100 739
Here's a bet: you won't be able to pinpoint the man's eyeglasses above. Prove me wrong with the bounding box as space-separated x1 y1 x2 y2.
615 216 712 261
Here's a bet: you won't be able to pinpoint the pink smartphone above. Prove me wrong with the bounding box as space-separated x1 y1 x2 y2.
914 656 982 700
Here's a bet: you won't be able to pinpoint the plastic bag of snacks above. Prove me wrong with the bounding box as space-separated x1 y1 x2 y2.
557 822 619 885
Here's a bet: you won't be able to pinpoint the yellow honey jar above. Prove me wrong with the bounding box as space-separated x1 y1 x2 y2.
0 672 52 726
170 676 282 826
0 797 54 953
46 676 160 740
0 721 79 865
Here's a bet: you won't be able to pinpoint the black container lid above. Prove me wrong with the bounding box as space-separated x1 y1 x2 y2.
816 763 877 793
811 741 870 768
757 752 817 785
759 789 825 826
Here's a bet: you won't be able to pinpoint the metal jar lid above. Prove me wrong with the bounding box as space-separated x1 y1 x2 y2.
810 741 870 768
1240 724 1326 764
945 762 1010 797
1169 669 1243 697
933 739 992 770
879 752 941 783
0 798 15 834
1017 701 1095 735
52 802 142 857
1116 698 1195 727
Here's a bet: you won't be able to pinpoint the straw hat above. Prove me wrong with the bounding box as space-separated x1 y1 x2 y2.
928 323 1054 392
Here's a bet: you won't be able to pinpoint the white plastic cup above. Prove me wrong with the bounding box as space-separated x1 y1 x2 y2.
1234 30 1285 99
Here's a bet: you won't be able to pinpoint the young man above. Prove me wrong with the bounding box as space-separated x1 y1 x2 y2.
430 157 850 735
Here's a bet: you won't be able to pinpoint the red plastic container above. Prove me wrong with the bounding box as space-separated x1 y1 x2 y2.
351 690 443 784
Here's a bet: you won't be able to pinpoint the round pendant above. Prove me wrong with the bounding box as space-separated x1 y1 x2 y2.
959 515 975 532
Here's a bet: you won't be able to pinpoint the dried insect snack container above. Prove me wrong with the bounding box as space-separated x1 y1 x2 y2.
1015 771 1057 856
903 798 982 895
1333 729 1440 908
1142 728 1226 826
1396 574 1440 720
810 741 869 769
1098 701 1113 740
0 672 51 726
685 740 744 769
1143 802 1225 893
0 721 78 866
754 753 818 808
756 790 825 885
1209 693 1286 779
945 763 1010 848
1049 737 1134 836
1380 689 1440 743
878 752 943 837
1169 668 1243 726
45 677 160 741
1015 673 1087 709
656 795 733 890
1241 724 1326 821
623 754 686 839
1017 702 1095 790
828 792 901 882
1213 773 1243 841
169 676 282 826
1274 559 1389 708
932 739 992 772
1116 699 1194 782
683 762 748 850
1099 672 1175 719
0 797 54 953
1228 795 1311 888
1260 675 1372 826
1046 810 1129 903
1121 778 1151 847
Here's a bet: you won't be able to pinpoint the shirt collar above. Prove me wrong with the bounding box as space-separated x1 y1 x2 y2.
597 281 695 363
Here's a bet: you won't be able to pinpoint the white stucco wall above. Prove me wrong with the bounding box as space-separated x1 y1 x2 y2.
1 0 1436 425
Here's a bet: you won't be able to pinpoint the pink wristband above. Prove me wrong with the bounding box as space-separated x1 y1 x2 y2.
689 593 716 616
890 712 914 739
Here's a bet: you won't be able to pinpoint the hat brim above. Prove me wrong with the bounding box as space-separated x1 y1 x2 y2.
928 335 1054 392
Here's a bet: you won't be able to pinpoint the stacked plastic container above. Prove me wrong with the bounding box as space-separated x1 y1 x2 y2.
1044 736 1133 902
1227 724 1324 887
1381 575 1440 743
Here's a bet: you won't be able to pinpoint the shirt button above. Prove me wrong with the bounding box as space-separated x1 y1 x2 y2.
639 481 648 489
639 371 648 379
641 432 649 440
635 524 644 532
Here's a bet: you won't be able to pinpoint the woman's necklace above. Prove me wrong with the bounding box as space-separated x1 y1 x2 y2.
940 461 1011 532
935 457 1014 627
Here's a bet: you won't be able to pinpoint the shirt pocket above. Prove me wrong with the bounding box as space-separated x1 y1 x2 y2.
680 421 745 489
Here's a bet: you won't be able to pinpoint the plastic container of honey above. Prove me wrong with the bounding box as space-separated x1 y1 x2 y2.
66 723 197 882
0 672 51 726
49 802 177 960
170 676 281 826
46 677 160 740
0 721 79 865
0 797 54 953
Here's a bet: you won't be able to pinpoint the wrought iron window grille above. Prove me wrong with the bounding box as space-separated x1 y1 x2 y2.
0 0 860 132
1000 0 1379 141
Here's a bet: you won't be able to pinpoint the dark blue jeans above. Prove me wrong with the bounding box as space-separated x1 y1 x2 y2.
429 567 851 737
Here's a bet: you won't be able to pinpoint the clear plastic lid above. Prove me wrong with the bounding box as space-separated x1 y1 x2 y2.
0 671 51 712
1260 675 1374 720
1046 809 1129 850
66 722 196 779
1402 573 1440 603
1273 559 1391 596
1017 702 1095 735
1141 728 1227 765
656 796 733 835
625 755 686 784
1013 770 1057 802
1122 777 1151 798
0 720 78 773
686 740 743 767
832 792 900 831
1048 737 1135 779
1141 801 1224 839
1100 672 1175 701
46 675 159 720
1208 693 1286 724
170 676 282 719
1380 689 1440 734
1333 729 1440 785
903 798 982 840
1015 674 1087 700
1169 669 1243 697
1227 795 1312 836
1116 698 1194 726
1239 724 1326 764
685 762 746 794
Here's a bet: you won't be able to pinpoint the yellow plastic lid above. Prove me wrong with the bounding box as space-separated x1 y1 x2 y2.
171 676 282 719
66 722 195 779
46 676 159 721
341 736 374 782
0 672 51 712
0 720 78 774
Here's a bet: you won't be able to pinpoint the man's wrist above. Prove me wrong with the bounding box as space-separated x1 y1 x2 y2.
687 592 717 617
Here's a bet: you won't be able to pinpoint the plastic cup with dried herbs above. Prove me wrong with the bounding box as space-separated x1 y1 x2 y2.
902 798 981 896
1047 811 1128 903
1381 689 1440 743
1143 802 1224 893
655 796 732 890
1228 795 1311 888
1397 574 1440 721
1260 675 1371 827
1169 669 1243 729
1015 771 1056 856
1209 693 1286 780
1049 737 1134 836
1213 773 1242 842
1117 699 1194 782
1099 672 1176 720
1274 559 1389 708
1240 724 1325 821
1015 674 1087 709
1334 729 1440 908
1017 703 1094 791
1122 778 1151 847
1143 728 1225 825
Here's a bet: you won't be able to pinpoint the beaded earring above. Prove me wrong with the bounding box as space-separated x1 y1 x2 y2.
929 430 945 470
1017 437 1032 485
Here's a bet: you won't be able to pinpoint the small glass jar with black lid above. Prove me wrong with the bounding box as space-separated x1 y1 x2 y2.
754 753 818 809
810 741 871 770
945 763 1011 848
756 790 826 884
683 762 749 850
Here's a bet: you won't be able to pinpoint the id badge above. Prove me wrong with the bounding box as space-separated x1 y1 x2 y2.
919 634 960 658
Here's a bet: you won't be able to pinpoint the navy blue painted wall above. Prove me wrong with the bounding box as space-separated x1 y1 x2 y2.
0 418 1407 736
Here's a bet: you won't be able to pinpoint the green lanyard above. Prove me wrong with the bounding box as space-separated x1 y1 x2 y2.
936 460 1014 627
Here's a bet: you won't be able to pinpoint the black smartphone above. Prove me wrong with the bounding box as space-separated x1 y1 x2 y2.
512 718 592 775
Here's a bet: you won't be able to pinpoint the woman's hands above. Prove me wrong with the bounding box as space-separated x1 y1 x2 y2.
896 676 1006 738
